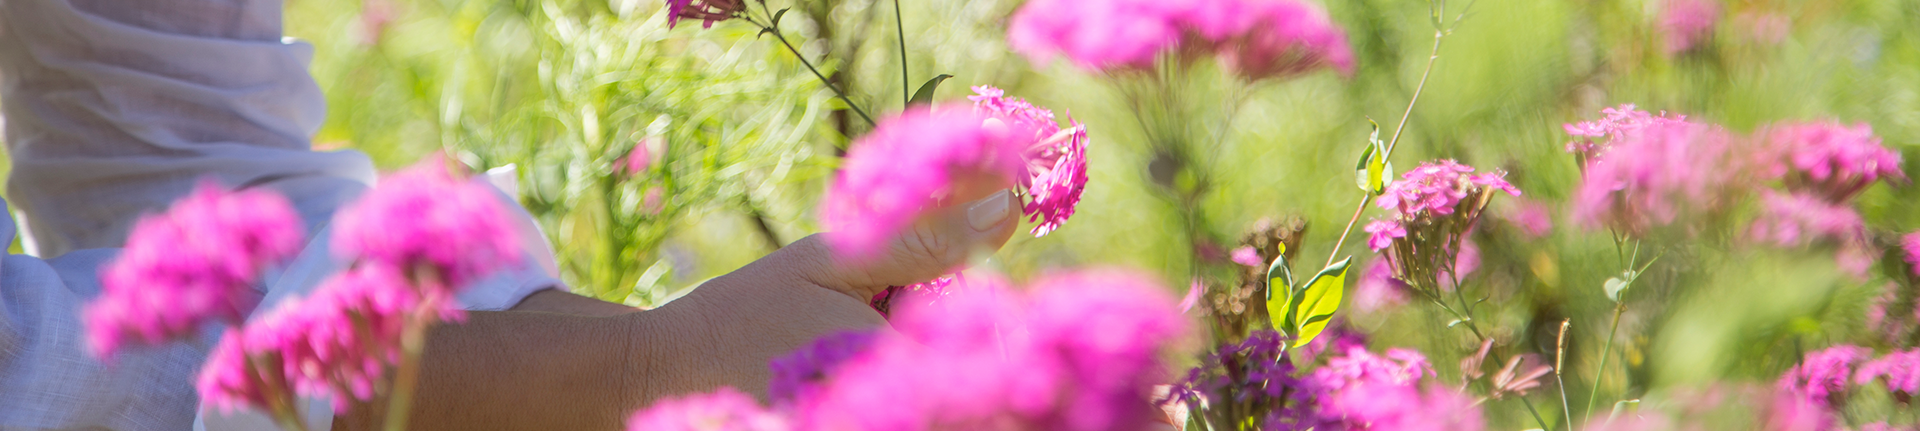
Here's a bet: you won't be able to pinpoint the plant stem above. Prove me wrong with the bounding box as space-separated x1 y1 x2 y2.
1324 28 1446 268
892 0 909 106
748 17 877 127
1585 304 1624 425
382 310 430 431
1557 320 1577 431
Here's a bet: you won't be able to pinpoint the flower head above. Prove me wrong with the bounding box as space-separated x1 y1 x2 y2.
617 137 664 177
1007 0 1188 71
1007 0 1352 78
332 160 523 289
1572 120 1753 235
1764 121 1905 203
1855 349 1920 397
86 180 305 359
1904 232 1920 278
1351 259 1410 312
1230 246 1265 267
1563 104 1688 160
1367 160 1516 290
970 86 1090 237
665 0 746 29
1661 0 1722 55
821 107 1031 258
626 388 793 431
1776 345 1870 407
1213 0 1355 80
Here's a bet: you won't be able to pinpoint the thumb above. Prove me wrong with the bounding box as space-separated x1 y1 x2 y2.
809 189 1021 301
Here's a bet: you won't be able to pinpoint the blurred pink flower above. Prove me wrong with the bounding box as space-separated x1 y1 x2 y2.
1563 104 1688 159
1230 246 1265 267
1766 391 1835 431
1320 382 1485 431
1008 0 1352 78
1904 232 1920 277
626 388 793 431
665 0 746 29
1214 0 1355 80
820 107 1029 258
1364 220 1406 252
1179 279 1204 313
1351 259 1410 312
1776 345 1869 408
1855 349 1920 397
970 86 1090 237
1572 121 1751 235
642 186 667 215
1501 199 1554 238
332 160 523 289
868 274 962 318
1764 121 1905 203
1735 11 1791 46
1307 346 1433 393
1660 0 1722 55
86 180 305 359
1746 191 1865 247
1007 0 1187 70
617 137 663 176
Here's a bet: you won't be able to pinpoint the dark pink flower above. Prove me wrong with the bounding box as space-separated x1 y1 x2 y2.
86 180 306 359
1660 0 1722 55
768 330 880 406
1776 345 1869 407
1501 199 1554 238
1364 220 1406 252
1307 346 1433 393
1007 0 1188 71
1563 104 1688 159
1214 0 1355 80
1904 232 1920 277
665 0 746 29
970 86 1090 237
1230 246 1264 267
1376 160 1519 219
1855 349 1920 397
617 137 663 176
1351 259 1409 312
331 160 523 289
1319 382 1485 431
625 387 793 431
1572 121 1751 235
1764 121 1905 203
821 107 1029 258
1367 160 1515 291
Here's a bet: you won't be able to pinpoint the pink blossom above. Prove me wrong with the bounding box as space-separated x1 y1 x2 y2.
970 86 1090 237
626 388 792 431
1904 232 1920 277
1364 221 1405 252
820 107 1029 258
868 274 963 318
1747 191 1865 247
1776 345 1869 407
1855 349 1920 396
331 160 523 289
1660 0 1722 55
196 333 272 414
1501 199 1554 237
1214 0 1355 80
1007 0 1184 70
1179 279 1204 313
1307 346 1433 393
86 180 306 359
1319 382 1485 431
616 137 663 176
1376 160 1519 219
1563 104 1687 158
1351 260 1409 312
1735 11 1791 46
1764 121 1905 203
1230 246 1265 267
1572 121 1751 235
1766 392 1835 431
665 0 746 29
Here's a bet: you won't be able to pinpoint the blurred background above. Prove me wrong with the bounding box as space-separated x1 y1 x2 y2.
7 0 1916 427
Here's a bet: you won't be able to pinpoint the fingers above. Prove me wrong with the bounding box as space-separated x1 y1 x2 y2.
876 189 1020 286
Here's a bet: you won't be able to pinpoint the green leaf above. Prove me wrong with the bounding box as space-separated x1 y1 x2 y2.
1264 243 1295 333
907 74 955 107
772 8 789 27
1290 257 1352 348
1604 270 1636 302
1354 119 1391 195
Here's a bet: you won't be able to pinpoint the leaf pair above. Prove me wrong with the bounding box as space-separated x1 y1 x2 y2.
1266 251 1353 348
1354 119 1393 196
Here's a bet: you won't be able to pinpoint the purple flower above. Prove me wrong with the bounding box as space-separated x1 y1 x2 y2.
626 388 792 431
769 330 880 405
1855 349 1920 397
970 86 1090 237
820 107 1030 259
1764 121 1905 203
1776 345 1869 408
665 0 747 29
1572 120 1752 235
1213 0 1355 80
331 159 524 289
1660 0 1722 55
86 180 306 359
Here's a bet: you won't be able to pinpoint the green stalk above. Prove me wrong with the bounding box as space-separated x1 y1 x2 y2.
747 17 876 127
892 0 909 106
1585 305 1624 424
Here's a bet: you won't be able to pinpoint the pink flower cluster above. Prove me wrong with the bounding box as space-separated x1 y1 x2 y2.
1571 120 1748 235
85 181 306 359
1775 345 1870 408
1856 349 1920 397
1008 0 1353 79
631 269 1189 431
1660 0 1722 55
1364 160 1516 253
627 388 792 431
1904 232 1920 277
665 0 746 29
1305 346 1484 431
824 89 1094 258
1768 345 1920 430
1765 121 1906 203
970 86 1090 237
199 160 522 415
1562 104 1687 159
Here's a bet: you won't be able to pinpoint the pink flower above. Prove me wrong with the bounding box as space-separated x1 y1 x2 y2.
331 160 523 289
1563 104 1688 158
1307 346 1434 393
626 388 792 431
1660 0 1722 55
1904 232 1920 277
869 274 964 318
820 107 1029 258
1766 391 1835 431
1214 0 1355 80
1007 0 1188 71
970 86 1090 237
1351 259 1409 312
665 0 746 29
1764 121 1905 203
617 137 663 176
86 180 306 359
1747 191 1865 247
197 334 272 414
1230 246 1265 267
1501 199 1554 238
1776 345 1869 407
1319 382 1485 431
1364 220 1406 252
1376 160 1519 219
1572 121 1753 235
1855 349 1920 397
1179 279 1204 313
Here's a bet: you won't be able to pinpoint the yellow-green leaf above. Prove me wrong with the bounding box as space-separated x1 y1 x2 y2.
1290 257 1352 348
1264 243 1295 333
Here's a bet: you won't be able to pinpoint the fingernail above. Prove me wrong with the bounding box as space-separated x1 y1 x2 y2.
967 190 1012 232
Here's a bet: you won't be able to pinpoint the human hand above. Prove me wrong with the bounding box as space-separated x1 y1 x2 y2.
791 188 1021 303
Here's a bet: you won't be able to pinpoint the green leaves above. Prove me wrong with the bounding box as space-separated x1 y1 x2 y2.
907 74 954 107
1355 119 1392 195
1266 254 1353 348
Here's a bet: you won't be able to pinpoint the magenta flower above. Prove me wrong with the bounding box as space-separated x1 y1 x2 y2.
1007 0 1187 71
1563 104 1688 160
1351 259 1410 313
1364 220 1406 252
1764 121 1905 203
869 275 962 318
1307 346 1434 393
1230 246 1265 267
86 180 306 359
1500 199 1554 238
1319 382 1485 431
820 107 1029 258
626 388 793 431
1367 160 1516 291
1660 0 1722 55
665 0 746 29
1572 121 1751 235
1855 349 1920 397
331 160 523 289
1776 345 1869 407
1747 191 1866 247
1214 0 1355 80
1376 160 1519 218
1904 232 1920 277
769 330 880 405
970 86 1090 237
616 137 663 177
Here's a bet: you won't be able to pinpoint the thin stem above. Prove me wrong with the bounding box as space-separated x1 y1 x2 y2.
747 17 877 127
1323 27 1447 267
892 0 909 106
1557 320 1577 431
382 309 431 431
1584 305 1624 424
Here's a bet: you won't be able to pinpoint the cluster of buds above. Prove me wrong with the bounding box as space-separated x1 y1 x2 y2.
1198 218 1307 341
1365 160 1519 293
